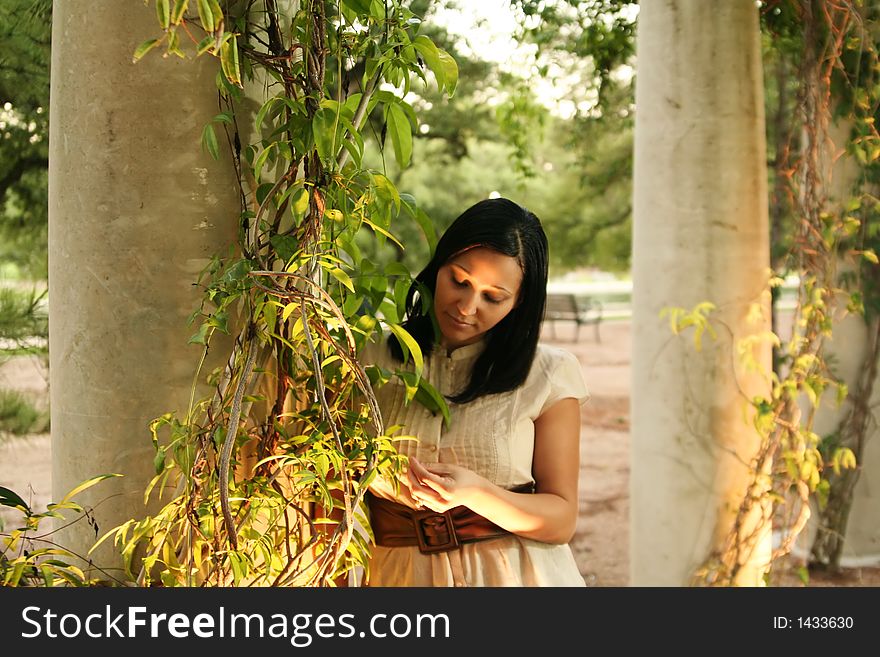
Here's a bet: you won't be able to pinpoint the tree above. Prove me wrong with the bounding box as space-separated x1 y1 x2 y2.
0 0 50 280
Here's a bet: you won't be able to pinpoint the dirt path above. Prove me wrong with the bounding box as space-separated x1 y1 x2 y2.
540 320 631 586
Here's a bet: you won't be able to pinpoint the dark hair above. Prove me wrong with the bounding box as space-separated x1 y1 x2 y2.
388 197 549 403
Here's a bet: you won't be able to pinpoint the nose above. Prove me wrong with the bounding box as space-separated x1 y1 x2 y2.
457 290 478 317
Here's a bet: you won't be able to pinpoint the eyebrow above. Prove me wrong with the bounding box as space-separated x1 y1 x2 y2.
451 263 513 294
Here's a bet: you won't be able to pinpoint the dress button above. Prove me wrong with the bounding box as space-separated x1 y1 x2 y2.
454 581 465 587
428 444 437 452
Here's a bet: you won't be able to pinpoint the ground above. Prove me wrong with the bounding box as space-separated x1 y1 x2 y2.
2 319 879 586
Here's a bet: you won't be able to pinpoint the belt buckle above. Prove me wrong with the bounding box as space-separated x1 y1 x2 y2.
413 509 459 554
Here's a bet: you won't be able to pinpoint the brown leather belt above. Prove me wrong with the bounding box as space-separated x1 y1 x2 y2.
366 483 535 554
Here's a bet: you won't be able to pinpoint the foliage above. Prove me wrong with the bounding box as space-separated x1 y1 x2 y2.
803 0 880 569
97 0 458 587
0 285 49 436
0 286 48 350
0 389 48 437
1 476 121 586
0 0 51 280
506 0 637 269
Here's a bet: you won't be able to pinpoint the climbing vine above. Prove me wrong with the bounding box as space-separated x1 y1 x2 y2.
668 0 878 586
96 0 457 586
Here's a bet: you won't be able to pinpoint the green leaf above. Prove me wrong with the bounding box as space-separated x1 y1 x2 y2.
213 111 234 125
412 35 458 96
410 205 437 255
415 378 451 429
388 323 423 376
220 34 241 86
153 448 166 475
342 0 372 15
269 234 299 264
312 107 336 163
253 142 276 178
396 371 420 403
196 35 214 55
133 38 161 63
171 0 188 24
369 0 385 22
0 486 30 512
201 123 219 160
435 49 458 96
189 322 211 344
197 0 215 32
157 0 171 29
362 218 405 250
223 258 253 283
386 102 413 168
60 474 122 505
208 0 223 26
291 188 310 220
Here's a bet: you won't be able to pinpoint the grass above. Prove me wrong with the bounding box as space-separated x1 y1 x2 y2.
0 388 49 437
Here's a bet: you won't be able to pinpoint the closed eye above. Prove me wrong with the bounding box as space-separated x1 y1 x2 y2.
452 273 504 304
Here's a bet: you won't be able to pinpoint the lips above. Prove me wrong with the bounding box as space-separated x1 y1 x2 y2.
447 313 473 327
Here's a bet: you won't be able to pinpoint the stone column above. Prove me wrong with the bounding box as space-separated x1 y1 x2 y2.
631 0 772 585
803 121 880 565
49 1 239 572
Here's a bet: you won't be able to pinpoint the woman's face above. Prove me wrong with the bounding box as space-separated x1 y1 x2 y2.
433 246 523 350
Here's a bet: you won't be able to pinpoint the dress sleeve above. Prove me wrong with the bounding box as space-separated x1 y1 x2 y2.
539 349 590 415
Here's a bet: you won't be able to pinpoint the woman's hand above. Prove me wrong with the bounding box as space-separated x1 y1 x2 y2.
405 456 488 513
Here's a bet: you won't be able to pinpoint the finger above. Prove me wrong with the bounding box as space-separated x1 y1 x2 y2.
405 464 422 490
418 473 453 499
408 455 434 481
408 468 444 503
420 461 453 475
407 457 445 491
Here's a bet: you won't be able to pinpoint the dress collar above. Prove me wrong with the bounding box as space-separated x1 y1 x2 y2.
438 336 488 361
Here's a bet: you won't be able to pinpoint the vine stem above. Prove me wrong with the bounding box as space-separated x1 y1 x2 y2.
336 71 381 169
218 327 259 551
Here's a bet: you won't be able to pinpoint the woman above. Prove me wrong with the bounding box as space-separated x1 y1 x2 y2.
360 197 589 587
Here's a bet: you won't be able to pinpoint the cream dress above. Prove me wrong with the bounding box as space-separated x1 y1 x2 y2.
358 332 590 587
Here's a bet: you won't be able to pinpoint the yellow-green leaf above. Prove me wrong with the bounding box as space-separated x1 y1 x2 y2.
133 38 161 62
171 0 188 23
362 218 405 250
329 267 355 293
388 323 423 377
157 0 171 29
291 188 310 220
208 0 223 26
220 34 241 86
282 302 299 322
196 0 214 31
60 474 122 505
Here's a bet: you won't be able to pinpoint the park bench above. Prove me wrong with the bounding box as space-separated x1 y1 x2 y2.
543 292 603 342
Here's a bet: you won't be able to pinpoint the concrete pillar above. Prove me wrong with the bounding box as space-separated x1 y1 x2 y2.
631 0 772 585
841 388 880 562
49 1 239 572
801 121 880 564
